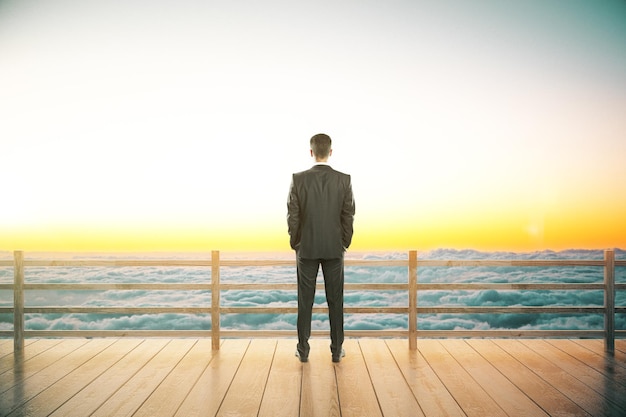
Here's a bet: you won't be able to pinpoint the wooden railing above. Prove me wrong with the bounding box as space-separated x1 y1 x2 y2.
1 250 624 353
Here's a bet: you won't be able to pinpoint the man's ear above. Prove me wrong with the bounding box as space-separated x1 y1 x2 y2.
310 149 314 157
329 149 333 157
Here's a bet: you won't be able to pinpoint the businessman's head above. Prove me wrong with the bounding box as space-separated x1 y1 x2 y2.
310 133 332 161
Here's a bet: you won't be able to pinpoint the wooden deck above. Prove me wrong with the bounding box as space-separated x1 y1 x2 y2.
1 338 625 417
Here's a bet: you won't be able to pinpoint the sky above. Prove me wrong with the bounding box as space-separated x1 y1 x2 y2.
1 0 625 253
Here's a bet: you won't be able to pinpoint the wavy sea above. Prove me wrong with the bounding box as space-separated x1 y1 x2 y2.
1 249 625 333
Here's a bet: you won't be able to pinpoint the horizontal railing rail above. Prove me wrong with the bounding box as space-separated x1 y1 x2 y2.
0 250 624 353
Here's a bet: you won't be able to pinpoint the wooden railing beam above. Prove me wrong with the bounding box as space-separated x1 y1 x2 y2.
211 250 220 350
408 250 417 350
13 251 24 352
2 249 623 353
604 248 615 354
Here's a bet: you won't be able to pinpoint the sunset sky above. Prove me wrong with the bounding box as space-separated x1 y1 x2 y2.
1 0 625 253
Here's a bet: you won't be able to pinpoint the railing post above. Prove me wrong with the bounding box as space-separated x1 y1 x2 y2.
14 251 25 352
408 250 417 350
211 250 221 350
604 248 615 354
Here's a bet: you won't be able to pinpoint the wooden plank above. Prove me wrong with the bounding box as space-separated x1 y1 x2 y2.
615 339 626 355
21 281 607 291
444 339 549 416
7 339 137 417
418 283 605 290
3 337 626 417
299 338 341 417
21 257 604 268
0 338 88 400
334 339 383 417
416 330 604 338
216 339 276 416
359 339 424 417
414 259 603 267
0 339 62 375
0 340 113 416
258 339 302 417
386 339 465 417
134 339 215 417
91 339 196 417
24 260 216 267
418 339 507 417
521 339 626 413
494 339 622 417
536 338 626 390
220 283 406 290
50 339 170 417
467 339 591 417
417 306 604 314
548 339 626 387
581 339 626 364
0 338 13 356
220 307 407 314
175 339 248 417
588 338 626 366
24 307 211 314
24 330 214 338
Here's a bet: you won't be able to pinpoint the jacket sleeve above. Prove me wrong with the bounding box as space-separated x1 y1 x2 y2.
341 175 355 249
286 175 301 250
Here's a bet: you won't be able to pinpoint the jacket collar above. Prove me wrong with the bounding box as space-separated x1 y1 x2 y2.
312 164 332 170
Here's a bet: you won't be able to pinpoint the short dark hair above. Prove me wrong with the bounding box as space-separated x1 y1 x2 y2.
310 133 332 158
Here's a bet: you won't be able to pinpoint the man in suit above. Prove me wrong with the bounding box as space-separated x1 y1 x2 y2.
287 133 355 363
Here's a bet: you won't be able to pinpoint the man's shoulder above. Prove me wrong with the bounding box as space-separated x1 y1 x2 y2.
332 168 350 177
292 169 310 179
327 167 351 181
293 165 350 177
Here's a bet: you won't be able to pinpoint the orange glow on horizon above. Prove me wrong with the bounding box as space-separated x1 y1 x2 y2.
3 182 625 253
3 208 624 254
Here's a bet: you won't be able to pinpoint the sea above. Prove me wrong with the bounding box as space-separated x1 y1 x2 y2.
1 249 625 333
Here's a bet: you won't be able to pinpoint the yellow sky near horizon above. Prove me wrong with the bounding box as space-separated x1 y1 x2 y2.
1 0 625 253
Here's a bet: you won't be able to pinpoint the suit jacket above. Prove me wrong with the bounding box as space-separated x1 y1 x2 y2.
287 164 355 259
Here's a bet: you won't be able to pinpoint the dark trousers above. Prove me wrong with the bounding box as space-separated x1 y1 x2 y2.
296 255 344 357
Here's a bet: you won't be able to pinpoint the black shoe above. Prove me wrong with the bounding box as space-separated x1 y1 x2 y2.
332 349 345 363
295 351 308 363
